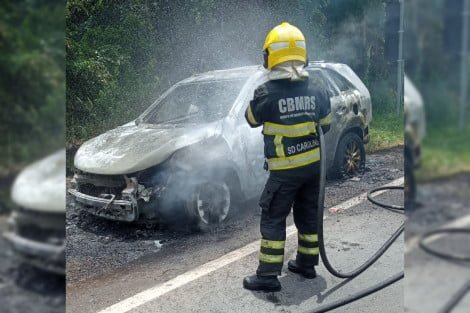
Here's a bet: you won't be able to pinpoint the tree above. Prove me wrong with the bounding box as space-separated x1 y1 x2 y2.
0 0 65 171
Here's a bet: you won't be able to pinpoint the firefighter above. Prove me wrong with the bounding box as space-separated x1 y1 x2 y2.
243 22 332 292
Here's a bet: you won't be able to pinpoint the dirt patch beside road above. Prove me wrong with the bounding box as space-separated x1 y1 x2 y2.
406 173 470 238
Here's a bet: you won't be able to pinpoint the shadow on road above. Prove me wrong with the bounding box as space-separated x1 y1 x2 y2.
249 274 328 306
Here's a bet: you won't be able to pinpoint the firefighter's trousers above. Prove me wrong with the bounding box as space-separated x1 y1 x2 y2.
256 163 320 276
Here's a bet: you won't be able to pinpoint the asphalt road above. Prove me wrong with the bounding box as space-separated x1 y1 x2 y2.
66 148 404 283
405 174 470 313
66 148 404 313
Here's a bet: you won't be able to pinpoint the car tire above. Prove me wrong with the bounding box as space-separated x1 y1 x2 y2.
186 177 237 232
332 132 366 178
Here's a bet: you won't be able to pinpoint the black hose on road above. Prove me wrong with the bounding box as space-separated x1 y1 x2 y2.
437 280 470 313
305 126 405 313
419 227 470 312
308 272 404 313
367 186 406 213
419 227 470 262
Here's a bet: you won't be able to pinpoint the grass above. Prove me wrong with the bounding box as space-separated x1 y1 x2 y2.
416 126 470 181
366 112 404 153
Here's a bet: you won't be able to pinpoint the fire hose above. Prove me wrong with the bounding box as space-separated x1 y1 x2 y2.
305 126 405 313
419 228 470 313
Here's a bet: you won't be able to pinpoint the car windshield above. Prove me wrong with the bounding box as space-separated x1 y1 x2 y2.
141 79 247 124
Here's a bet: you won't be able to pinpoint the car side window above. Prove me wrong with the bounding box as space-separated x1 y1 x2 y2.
325 69 353 92
307 69 338 97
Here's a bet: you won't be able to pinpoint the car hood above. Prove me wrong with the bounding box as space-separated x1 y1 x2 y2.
11 150 65 213
74 121 222 175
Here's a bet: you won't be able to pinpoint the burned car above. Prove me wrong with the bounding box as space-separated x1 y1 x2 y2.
70 62 371 230
404 74 426 168
4 150 65 274
404 75 426 202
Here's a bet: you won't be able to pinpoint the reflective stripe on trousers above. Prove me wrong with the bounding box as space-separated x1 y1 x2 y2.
298 233 319 255
257 239 285 275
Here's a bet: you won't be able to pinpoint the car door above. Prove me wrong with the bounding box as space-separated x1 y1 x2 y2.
324 69 361 119
233 77 268 199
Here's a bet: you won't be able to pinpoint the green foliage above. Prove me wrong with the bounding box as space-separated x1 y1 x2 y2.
0 0 65 174
406 0 469 129
417 126 470 180
367 112 404 153
369 81 398 115
66 0 160 143
66 0 398 146
405 0 470 178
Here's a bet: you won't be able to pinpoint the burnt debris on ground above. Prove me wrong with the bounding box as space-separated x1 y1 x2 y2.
407 174 470 238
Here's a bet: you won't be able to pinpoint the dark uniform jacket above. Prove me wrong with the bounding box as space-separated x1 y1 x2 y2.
245 78 331 172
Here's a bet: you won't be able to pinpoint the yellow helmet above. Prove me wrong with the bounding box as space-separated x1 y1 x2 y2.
263 22 307 70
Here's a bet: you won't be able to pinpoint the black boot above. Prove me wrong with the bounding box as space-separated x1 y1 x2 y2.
288 260 316 279
243 274 281 292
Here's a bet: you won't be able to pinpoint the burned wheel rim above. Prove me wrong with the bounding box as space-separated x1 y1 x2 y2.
343 141 361 174
195 182 230 225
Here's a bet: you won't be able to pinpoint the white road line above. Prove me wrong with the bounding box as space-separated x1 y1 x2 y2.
405 214 470 254
97 177 404 313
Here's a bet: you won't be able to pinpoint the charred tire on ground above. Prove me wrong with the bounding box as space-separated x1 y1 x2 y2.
332 132 365 178
185 172 242 232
